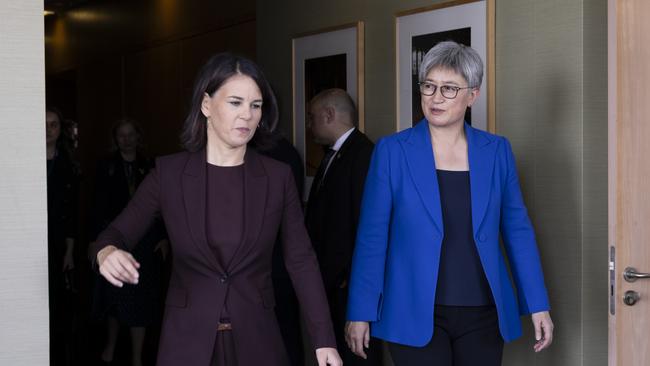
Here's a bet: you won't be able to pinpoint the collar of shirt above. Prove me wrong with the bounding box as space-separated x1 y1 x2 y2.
331 127 356 152
320 128 356 181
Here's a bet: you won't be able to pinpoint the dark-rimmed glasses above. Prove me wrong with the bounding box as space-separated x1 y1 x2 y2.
418 82 474 99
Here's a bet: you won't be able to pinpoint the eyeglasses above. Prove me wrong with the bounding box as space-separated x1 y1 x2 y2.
418 82 474 99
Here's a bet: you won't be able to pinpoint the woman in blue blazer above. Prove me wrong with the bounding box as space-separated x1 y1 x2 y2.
345 42 554 366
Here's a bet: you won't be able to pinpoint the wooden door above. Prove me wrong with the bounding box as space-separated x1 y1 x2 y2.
609 0 650 365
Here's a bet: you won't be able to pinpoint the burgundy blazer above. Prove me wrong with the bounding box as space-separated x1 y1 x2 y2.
90 148 335 366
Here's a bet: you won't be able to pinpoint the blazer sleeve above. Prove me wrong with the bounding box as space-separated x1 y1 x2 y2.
279 165 336 349
346 138 393 321
88 165 162 267
499 138 551 315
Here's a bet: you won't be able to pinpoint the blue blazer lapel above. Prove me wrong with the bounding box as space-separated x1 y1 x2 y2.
400 120 443 236
466 123 497 235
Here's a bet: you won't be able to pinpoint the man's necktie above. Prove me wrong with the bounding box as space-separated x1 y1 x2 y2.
313 148 336 192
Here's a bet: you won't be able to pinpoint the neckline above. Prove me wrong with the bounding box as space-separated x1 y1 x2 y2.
207 162 244 168
436 169 469 173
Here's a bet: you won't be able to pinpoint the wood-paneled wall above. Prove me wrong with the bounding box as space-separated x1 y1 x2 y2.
45 2 256 246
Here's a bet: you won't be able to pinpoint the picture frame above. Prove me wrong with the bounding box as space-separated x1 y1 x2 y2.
395 0 495 132
292 21 364 201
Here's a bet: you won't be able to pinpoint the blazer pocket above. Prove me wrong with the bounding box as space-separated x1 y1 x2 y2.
260 286 276 309
165 286 187 308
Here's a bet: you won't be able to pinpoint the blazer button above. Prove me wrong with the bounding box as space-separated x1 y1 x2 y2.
478 233 487 242
220 275 229 283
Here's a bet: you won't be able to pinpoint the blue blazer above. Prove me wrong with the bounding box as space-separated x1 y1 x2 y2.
346 120 550 345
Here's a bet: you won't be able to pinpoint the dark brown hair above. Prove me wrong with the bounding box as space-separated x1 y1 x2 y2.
180 53 279 152
46 106 75 156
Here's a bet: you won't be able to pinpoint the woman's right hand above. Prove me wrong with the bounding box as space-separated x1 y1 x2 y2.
315 347 342 366
97 245 140 287
345 321 370 359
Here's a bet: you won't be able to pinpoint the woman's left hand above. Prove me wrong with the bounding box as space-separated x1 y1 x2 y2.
531 311 554 352
315 347 342 366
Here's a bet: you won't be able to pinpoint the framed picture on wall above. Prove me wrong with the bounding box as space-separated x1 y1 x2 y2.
292 21 364 200
395 0 495 132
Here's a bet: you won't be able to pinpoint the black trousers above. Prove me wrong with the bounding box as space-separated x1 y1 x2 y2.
388 305 503 366
210 329 237 366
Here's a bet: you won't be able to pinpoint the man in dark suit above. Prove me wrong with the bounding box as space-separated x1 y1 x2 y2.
305 89 381 365
261 136 306 366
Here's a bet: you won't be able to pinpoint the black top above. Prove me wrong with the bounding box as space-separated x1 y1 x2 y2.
206 163 244 270
434 170 494 306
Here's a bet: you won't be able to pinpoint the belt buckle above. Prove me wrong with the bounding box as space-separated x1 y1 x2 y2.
217 322 232 331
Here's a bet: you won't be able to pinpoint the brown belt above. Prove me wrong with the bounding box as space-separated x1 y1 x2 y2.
217 322 232 331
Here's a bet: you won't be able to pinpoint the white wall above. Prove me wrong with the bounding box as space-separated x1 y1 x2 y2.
0 1 49 365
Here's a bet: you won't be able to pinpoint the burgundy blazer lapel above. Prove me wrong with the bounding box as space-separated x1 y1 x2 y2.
182 149 222 271
228 148 268 272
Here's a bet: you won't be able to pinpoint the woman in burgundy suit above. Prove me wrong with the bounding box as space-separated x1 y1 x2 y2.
90 53 342 366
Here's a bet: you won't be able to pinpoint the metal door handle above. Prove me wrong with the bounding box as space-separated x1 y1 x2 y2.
623 267 650 282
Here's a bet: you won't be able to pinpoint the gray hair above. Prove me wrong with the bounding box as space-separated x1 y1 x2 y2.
418 41 483 88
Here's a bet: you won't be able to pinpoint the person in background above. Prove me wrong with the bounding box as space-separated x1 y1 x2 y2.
46 106 80 366
305 88 380 365
345 41 554 366
91 118 168 366
89 53 342 366
261 135 306 366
